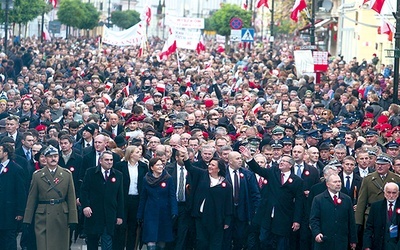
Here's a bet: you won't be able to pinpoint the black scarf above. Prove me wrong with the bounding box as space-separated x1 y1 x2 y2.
145 170 171 187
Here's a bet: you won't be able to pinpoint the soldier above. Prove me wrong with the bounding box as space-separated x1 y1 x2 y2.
355 154 400 230
23 145 78 250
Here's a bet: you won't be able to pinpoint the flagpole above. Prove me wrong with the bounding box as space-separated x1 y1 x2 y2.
176 49 181 75
269 0 274 57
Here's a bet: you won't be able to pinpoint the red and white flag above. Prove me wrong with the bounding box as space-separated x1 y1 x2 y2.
102 94 112 106
362 0 385 14
216 44 225 53
42 25 51 41
140 6 152 25
122 85 130 96
242 0 248 10
48 0 57 8
252 103 262 115
196 35 206 54
378 19 394 41
156 83 166 93
256 0 269 8
158 29 177 60
137 38 146 58
290 0 307 22
105 82 113 90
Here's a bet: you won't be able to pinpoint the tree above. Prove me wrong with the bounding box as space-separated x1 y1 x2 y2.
57 0 85 28
76 2 100 30
111 10 141 29
210 4 251 36
0 0 48 24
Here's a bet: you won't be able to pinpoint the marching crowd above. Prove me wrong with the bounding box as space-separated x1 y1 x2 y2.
1 34 400 250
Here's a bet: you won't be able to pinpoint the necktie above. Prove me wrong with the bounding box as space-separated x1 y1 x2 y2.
86 143 90 147
281 173 285 185
0 163 4 174
258 177 264 189
51 170 56 177
333 195 338 205
104 170 109 181
296 165 302 177
233 170 239 205
97 152 101 165
389 203 393 221
26 150 31 160
178 167 185 202
345 176 351 192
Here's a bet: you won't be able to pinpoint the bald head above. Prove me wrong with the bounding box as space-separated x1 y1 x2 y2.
228 151 242 170
384 182 399 202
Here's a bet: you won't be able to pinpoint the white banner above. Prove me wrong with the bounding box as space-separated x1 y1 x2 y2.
166 16 204 29
102 21 145 46
175 28 201 50
294 50 314 76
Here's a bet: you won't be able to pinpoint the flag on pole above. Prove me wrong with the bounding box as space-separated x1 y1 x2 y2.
122 85 130 96
102 94 112 106
158 29 177 60
242 0 248 10
252 103 262 115
156 83 166 93
256 0 269 8
140 6 152 25
371 0 385 14
378 19 394 41
105 82 113 90
48 0 57 8
290 0 307 22
196 35 206 54
42 25 52 41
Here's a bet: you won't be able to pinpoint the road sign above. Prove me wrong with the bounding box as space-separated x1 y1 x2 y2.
230 29 241 42
241 28 254 42
230 17 243 30
48 21 61 34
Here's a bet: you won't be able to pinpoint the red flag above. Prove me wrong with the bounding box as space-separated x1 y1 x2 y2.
378 19 394 41
156 83 166 93
371 0 385 14
252 103 262 115
105 82 113 90
141 6 152 25
256 0 269 8
122 85 130 96
290 0 307 22
48 0 57 8
42 25 51 41
102 94 112 106
158 31 177 61
242 0 248 10
216 44 225 53
196 35 206 54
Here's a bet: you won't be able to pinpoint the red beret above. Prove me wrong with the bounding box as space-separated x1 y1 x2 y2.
35 124 47 132
361 121 371 128
377 115 389 124
365 113 374 119
204 99 213 108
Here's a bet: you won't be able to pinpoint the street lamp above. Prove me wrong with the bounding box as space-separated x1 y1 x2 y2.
3 0 11 54
269 0 274 57
310 0 316 45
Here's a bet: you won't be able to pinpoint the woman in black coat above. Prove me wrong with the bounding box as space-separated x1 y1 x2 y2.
176 145 233 250
137 157 178 250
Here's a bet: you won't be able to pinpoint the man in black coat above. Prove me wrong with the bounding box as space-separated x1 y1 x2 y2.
240 147 304 249
310 174 357 250
339 156 362 206
80 151 124 250
0 143 26 250
106 114 124 139
223 151 260 250
354 149 375 178
0 116 23 149
166 149 195 250
363 182 400 250
113 148 148 250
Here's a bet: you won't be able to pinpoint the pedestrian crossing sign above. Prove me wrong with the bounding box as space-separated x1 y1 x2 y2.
241 28 254 42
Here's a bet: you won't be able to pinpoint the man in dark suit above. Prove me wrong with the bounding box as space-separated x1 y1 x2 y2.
73 123 97 153
310 174 357 250
114 146 148 250
354 149 374 178
223 151 260 250
292 145 320 250
166 149 195 250
0 143 26 250
0 115 23 149
240 147 304 249
80 151 124 250
193 145 215 170
14 132 35 187
363 182 400 250
106 114 124 139
80 134 121 181
345 131 357 157
339 156 362 206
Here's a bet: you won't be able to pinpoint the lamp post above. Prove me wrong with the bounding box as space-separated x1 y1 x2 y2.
393 3 400 104
107 0 111 27
3 0 10 54
310 0 316 45
269 0 274 57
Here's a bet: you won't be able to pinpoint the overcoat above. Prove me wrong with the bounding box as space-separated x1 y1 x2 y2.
23 166 78 250
80 166 124 236
0 161 26 230
137 171 178 243
310 190 357 250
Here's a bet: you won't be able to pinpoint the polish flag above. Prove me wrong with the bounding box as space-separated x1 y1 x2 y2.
102 94 112 106
137 38 146 58
242 0 248 10
371 0 385 14
140 6 152 25
48 0 57 8
290 0 307 22
185 76 193 96
121 109 131 117
158 29 177 61
196 35 206 54
42 25 51 41
122 85 130 96
378 19 394 41
216 44 225 53
105 82 113 90
156 83 166 93
256 0 269 8
252 103 262 115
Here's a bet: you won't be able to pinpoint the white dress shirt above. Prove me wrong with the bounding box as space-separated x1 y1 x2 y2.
128 162 139 195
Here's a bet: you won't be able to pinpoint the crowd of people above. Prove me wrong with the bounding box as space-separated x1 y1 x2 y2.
1 34 400 250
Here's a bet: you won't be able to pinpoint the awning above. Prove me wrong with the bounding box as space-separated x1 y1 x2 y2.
299 19 323 31
315 18 336 29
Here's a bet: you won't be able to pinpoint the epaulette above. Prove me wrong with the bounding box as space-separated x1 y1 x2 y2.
33 169 42 174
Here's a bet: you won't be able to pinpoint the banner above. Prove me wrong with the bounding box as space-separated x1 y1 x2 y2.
293 50 314 76
102 21 145 46
166 16 204 29
175 28 201 50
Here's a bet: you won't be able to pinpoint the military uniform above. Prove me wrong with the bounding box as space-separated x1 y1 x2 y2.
355 171 400 226
23 166 78 250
